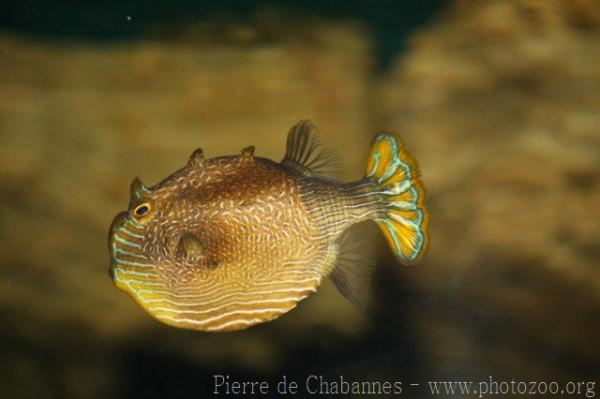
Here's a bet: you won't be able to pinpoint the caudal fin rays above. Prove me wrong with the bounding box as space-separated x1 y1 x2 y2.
366 133 429 265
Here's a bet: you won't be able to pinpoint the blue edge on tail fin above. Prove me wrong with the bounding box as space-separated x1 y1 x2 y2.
366 133 429 265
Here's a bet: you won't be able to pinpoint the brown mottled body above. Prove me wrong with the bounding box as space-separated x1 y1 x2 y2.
109 121 428 332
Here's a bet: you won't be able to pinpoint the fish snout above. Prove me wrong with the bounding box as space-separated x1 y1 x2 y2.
108 211 128 281
109 211 129 250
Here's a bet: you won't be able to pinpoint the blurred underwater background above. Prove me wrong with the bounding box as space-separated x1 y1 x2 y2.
0 0 599 398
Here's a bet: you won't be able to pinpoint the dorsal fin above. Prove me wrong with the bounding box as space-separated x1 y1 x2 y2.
281 120 338 178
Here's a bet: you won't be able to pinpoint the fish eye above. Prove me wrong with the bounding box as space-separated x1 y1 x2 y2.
132 203 152 219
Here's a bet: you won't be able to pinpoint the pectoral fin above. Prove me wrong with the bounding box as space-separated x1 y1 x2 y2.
176 232 205 262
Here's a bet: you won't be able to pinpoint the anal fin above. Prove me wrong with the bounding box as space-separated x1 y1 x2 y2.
328 225 376 308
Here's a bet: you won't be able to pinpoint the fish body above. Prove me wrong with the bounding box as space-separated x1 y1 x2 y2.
109 121 428 332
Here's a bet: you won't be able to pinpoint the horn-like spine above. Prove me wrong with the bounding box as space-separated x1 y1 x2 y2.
189 148 205 167
240 146 255 159
130 177 149 199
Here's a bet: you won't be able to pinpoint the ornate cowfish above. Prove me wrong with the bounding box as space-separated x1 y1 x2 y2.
108 121 429 332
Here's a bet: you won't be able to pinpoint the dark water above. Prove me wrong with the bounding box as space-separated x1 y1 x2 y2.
0 0 446 70
1 1 599 398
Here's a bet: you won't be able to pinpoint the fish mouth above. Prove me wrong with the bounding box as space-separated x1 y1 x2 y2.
108 211 156 291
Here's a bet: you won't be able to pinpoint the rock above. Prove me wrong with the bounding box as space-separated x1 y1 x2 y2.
0 19 374 397
381 0 599 378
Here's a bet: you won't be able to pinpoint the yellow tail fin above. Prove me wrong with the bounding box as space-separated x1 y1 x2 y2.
366 133 429 264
